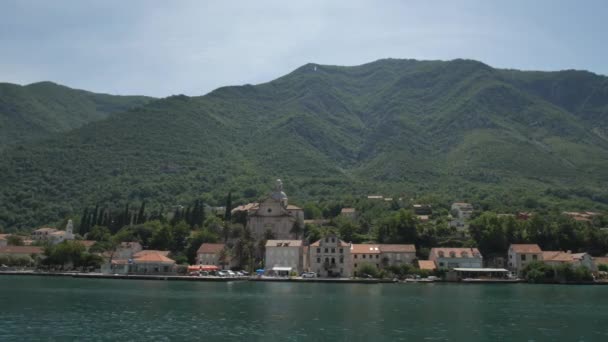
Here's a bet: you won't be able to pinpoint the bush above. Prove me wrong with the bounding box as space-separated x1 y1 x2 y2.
356 263 380 278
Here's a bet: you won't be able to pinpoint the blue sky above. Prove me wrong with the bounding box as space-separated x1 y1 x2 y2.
1 0 606 97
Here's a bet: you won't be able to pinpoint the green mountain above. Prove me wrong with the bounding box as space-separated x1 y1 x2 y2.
1 59 607 231
0 81 154 147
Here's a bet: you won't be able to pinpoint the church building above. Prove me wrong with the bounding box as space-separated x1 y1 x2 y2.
232 179 304 241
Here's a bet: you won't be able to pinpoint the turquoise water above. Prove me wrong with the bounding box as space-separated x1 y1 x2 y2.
0 276 607 341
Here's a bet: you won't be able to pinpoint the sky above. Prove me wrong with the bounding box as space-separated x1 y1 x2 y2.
1 0 607 97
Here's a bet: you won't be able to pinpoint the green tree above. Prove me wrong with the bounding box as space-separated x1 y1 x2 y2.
7 235 24 246
224 192 232 222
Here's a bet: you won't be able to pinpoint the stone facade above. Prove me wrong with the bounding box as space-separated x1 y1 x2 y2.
429 247 483 270
508 244 542 275
233 180 304 241
264 240 304 275
31 220 75 245
309 235 352 277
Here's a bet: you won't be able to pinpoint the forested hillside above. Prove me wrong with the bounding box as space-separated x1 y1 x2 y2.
1 59 607 231
0 81 154 147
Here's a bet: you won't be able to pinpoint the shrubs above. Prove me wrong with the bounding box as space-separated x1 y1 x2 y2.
522 261 593 283
356 263 380 278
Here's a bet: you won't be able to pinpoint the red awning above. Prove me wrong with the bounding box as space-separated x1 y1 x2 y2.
188 265 220 272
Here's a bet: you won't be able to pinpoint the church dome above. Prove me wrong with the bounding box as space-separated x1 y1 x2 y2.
270 179 288 205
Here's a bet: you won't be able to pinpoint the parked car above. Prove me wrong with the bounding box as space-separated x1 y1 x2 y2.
301 272 317 278
226 270 236 277
240 270 249 276
218 270 230 277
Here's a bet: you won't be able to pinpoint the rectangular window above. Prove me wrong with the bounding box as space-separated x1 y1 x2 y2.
317 258 321 263
363 255 366 259
324 248 328 253
317 248 320 253
354 255 358 259
376 255 379 259
340 248 343 254
532 255 537 260
331 248 335 253
331 238 335 243
521 255 527 261
354 263 357 268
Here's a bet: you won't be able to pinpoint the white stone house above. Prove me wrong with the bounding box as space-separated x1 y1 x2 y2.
429 247 483 270
196 243 236 270
507 244 542 275
309 234 352 277
351 244 417 275
31 220 75 245
264 240 304 275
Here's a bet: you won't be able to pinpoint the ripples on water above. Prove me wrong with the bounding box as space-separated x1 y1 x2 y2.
0 276 607 341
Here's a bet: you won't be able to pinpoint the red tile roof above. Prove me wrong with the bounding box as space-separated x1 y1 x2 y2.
379 244 416 253
133 251 175 264
196 243 225 255
430 247 482 259
310 239 350 247
351 244 381 254
542 251 573 262
418 260 437 270
594 257 608 265
510 244 542 254
34 227 57 233
133 250 170 258
77 240 97 247
0 246 44 254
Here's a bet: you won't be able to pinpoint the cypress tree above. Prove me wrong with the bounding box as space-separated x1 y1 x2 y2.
92 204 99 226
171 207 181 226
123 203 130 227
79 207 89 235
137 201 146 224
224 192 232 222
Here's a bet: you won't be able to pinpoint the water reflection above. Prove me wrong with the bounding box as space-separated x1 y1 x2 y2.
0 277 607 341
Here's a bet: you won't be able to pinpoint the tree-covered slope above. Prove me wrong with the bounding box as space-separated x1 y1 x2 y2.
1 59 607 231
0 81 154 147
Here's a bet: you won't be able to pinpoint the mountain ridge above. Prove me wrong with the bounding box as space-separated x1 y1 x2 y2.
0 58 607 231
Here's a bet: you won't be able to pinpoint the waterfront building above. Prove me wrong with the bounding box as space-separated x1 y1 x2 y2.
309 234 352 277
351 244 381 274
109 250 176 275
507 244 542 275
429 247 483 270
0 234 8 247
542 251 596 271
196 243 234 270
264 240 304 275
231 179 304 241
351 244 416 274
0 246 44 260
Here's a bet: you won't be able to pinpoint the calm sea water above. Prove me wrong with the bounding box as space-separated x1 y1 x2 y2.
0 276 607 341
